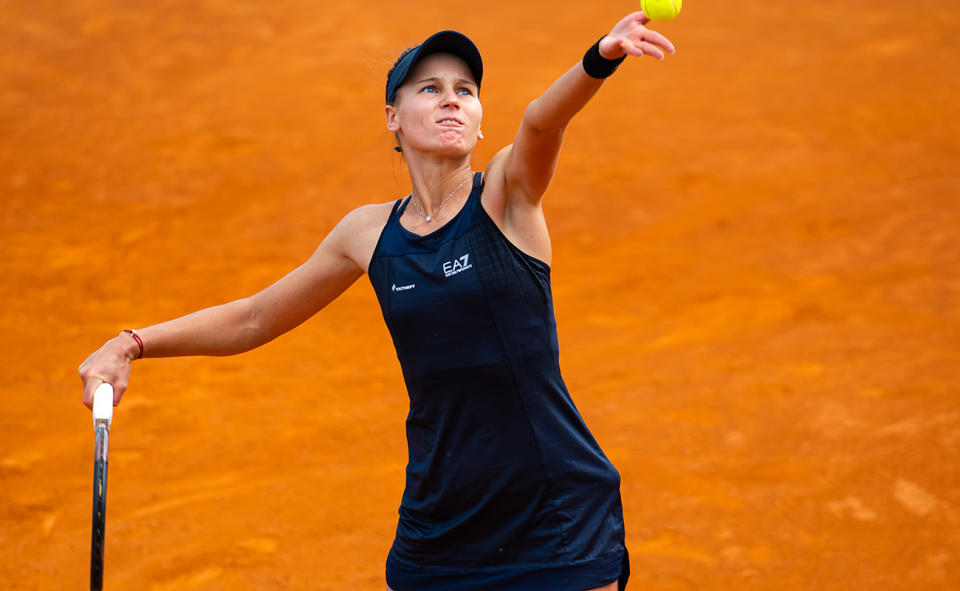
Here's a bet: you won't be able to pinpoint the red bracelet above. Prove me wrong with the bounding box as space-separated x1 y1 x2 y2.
123 329 144 359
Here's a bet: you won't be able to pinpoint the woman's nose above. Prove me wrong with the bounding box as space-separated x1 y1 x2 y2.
440 90 461 108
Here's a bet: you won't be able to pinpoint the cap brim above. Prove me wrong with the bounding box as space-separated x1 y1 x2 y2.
416 31 483 86
387 30 483 103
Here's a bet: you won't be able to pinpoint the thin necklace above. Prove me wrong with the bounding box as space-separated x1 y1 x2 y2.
410 174 471 223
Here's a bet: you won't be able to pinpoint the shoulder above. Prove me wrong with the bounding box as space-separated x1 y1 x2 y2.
328 200 399 274
335 201 396 234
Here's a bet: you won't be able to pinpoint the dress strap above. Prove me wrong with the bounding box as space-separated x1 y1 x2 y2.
396 195 411 218
382 197 406 233
464 171 485 214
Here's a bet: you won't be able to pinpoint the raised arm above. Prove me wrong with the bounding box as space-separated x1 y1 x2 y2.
78 206 378 408
498 11 675 205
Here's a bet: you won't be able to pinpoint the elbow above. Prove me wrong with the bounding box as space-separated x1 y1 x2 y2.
523 99 567 136
236 296 266 351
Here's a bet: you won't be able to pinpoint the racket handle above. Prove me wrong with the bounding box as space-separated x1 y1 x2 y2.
92 382 114 428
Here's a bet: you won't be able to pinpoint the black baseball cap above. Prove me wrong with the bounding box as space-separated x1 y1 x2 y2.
385 30 483 104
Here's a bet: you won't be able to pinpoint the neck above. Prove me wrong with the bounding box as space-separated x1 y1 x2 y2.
405 155 473 211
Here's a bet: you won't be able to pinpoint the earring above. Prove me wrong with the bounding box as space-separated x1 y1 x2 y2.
478 128 484 139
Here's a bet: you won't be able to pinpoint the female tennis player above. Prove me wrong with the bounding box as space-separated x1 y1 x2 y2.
79 11 674 591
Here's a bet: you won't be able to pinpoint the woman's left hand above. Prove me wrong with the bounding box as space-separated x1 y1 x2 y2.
599 11 676 61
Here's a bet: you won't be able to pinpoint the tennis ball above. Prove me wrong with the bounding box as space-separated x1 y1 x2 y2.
642 0 682 22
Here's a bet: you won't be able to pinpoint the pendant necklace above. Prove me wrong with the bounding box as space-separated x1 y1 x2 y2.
410 175 470 223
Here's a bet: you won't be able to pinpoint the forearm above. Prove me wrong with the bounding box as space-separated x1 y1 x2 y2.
501 36 634 200
523 63 605 134
134 297 263 358
523 14 674 134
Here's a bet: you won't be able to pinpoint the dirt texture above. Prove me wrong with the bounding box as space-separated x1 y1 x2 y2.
2 1 958 589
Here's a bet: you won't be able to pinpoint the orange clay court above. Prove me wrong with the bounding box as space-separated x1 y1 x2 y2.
1 1 958 589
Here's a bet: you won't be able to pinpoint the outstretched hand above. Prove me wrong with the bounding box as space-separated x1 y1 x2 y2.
599 11 676 61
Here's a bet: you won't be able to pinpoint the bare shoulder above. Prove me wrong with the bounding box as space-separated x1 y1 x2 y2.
329 201 397 274
335 201 396 234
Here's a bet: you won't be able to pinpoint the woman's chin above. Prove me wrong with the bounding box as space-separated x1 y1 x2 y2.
431 137 474 158
403 135 476 158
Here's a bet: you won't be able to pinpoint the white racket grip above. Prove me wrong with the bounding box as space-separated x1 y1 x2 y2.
92 382 114 428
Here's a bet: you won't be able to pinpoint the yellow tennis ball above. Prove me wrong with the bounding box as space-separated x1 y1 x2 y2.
642 0 682 21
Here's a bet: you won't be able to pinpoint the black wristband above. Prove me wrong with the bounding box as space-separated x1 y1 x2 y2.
582 36 627 79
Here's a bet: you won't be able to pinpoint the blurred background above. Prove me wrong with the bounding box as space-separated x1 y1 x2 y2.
1 0 958 589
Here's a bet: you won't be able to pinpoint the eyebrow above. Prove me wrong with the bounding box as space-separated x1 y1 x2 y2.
415 76 477 87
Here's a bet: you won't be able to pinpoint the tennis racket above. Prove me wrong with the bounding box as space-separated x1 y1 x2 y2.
90 382 114 591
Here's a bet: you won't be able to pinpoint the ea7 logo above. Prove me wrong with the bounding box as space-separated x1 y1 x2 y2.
443 254 473 278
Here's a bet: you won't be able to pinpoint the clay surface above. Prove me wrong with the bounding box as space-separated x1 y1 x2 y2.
2 1 958 589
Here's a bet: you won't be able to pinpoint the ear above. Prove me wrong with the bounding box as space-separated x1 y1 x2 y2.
385 105 400 132
478 127 484 140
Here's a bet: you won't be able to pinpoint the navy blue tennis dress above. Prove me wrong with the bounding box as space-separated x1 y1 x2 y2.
368 172 630 590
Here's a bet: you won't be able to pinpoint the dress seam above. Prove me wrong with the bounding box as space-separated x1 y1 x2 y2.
467 192 573 561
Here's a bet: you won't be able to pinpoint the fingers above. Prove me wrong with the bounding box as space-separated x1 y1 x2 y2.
638 29 675 55
625 26 675 60
609 11 650 41
79 356 100 409
81 375 103 410
624 39 669 60
607 11 676 62
643 42 666 60
79 336 131 409
81 373 127 409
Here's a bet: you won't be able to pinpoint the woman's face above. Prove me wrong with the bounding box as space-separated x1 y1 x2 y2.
386 52 482 157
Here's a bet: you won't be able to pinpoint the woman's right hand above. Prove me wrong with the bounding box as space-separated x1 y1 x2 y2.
78 331 141 410
600 11 676 61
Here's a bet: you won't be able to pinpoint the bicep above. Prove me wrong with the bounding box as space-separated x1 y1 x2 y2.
502 63 605 205
250 221 364 340
502 115 565 205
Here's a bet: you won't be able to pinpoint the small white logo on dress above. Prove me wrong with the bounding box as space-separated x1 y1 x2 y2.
392 283 415 292
443 254 472 278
